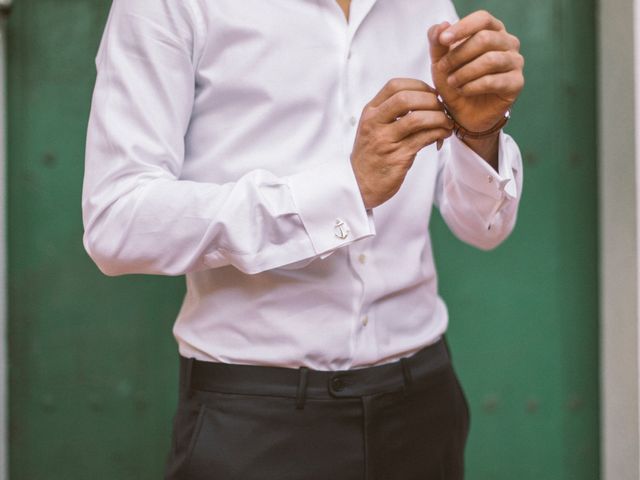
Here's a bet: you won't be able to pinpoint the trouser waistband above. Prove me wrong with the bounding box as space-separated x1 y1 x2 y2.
179 337 451 407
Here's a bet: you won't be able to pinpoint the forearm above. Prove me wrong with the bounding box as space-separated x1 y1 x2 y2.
82 163 375 277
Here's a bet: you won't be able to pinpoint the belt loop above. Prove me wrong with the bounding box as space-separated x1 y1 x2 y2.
185 357 195 398
296 367 309 410
400 358 413 396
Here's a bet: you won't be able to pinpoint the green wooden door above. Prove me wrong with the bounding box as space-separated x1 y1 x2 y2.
432 1 600 479
7 0 598 479
7 1 183 478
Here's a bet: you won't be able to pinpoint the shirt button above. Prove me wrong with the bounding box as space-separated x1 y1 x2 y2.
487 175 494 183
361 315 369 326
331 376 346 392
358 253 367 265
349 116 357 126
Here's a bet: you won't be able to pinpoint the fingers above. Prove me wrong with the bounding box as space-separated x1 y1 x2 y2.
455 71 524 97
429 10 524 103
439 10 505 47
376 90 441 123
426 10 524 133
368 78 436 108
447 50 524 89
361 79 453 145
436 30 520 74
401 127 452 154
428 22 451 64
352 78 456 209
388 109 453 142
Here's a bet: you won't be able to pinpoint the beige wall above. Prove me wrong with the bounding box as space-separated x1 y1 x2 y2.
0 12 7 480
599 0 640 478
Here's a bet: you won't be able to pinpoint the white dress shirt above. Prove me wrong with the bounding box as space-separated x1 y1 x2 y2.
82 0 523 370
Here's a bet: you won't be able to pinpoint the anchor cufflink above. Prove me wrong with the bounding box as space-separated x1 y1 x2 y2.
334 219 350 240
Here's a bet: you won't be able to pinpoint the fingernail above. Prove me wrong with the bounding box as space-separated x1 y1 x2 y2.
440 31 454 44
437 139 444 151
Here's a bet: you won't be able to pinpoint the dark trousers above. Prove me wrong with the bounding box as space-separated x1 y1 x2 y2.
164 338 470 480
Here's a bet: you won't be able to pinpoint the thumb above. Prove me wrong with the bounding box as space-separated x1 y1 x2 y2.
428 22 450 65
428 21 459 103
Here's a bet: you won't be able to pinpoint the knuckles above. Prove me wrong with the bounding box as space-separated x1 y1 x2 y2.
360 107 377 126
385 77 426 95
485 50 504 67
400 109 450 134
476 9 502 30
475 29 494 47
476 9 491 23
436 112 453 128
386 78 406 92
393 91 413 111
404 111 422 130
493 76 506 91
509 34 521 51
359 123 373 138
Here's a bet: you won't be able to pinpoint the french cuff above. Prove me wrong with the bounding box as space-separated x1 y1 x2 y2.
448 130 518 201
286 159 376 257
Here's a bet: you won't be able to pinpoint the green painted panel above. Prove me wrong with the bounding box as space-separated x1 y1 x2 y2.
7 1 183 479
7 0 598 479
432 1 599 479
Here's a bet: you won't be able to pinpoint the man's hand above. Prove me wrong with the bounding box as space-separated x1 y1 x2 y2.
351 78 453 210
428 10 525 134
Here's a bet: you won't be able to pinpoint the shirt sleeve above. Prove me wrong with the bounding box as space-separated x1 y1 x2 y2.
82 0 374 277
434 131 524 250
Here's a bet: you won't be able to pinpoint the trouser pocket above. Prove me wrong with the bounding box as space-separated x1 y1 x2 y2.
452 371 471 441
164 397 207 480
166 389 364 480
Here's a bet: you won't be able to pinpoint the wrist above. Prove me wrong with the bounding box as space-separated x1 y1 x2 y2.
461 131 500 170
436 95 511 141
453 111 510 141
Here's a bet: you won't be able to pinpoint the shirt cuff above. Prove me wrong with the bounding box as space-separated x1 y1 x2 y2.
286 158 376 257
448 130 519 200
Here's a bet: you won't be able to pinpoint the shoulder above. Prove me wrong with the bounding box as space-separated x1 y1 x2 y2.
109 0 201 33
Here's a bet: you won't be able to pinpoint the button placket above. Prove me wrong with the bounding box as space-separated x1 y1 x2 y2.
342 33 359 130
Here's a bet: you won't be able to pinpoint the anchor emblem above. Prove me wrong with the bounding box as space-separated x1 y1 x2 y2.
334 219 350 240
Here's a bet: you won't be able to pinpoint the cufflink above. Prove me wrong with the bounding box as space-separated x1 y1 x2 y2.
334 219 350 240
